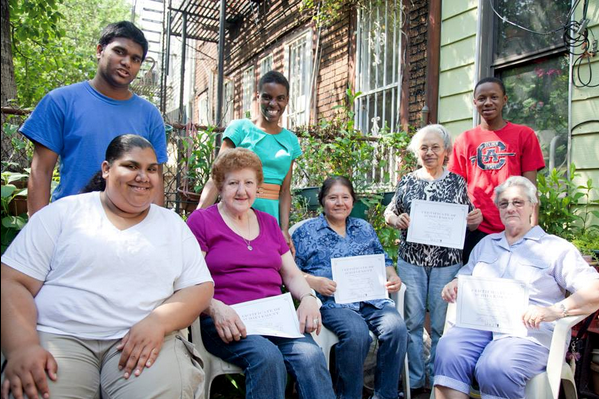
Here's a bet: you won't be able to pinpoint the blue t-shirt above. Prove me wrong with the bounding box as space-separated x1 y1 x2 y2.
20 81 168 201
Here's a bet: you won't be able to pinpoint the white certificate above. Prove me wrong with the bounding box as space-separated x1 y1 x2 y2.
456 275 529 336
406 199 469 249
331 254 387 304
231 292 303 338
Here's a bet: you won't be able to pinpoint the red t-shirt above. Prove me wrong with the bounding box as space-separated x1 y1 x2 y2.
187 205 289 305
448 122 545 233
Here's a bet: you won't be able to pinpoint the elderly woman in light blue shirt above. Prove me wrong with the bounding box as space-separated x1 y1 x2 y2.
434 176 599 399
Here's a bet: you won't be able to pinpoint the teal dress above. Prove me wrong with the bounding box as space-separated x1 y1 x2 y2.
224 119 302 222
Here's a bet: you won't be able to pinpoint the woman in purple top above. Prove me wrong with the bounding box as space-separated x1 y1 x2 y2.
187 148 334 399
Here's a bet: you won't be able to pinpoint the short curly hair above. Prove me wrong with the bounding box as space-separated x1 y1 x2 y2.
212 148 264 191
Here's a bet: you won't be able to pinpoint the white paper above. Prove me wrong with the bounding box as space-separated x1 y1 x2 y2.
231 292 303 338
406 199 469 249
456 275 529 336
331 254 387 304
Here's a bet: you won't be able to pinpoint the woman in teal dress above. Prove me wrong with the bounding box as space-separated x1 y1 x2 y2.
198 71 302 251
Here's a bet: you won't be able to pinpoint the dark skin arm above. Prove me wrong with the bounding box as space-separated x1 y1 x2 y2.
28 142 58 217
279 162 295 256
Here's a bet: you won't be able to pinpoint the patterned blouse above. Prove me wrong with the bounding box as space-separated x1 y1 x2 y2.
292 215 394 310
385 168 473 267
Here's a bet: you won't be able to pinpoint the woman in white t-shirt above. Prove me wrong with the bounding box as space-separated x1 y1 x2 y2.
1 134 214 399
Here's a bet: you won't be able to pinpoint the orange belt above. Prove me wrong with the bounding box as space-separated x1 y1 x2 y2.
256 183 281 200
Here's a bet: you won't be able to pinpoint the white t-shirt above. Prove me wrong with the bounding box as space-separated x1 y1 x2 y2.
3 192 213 340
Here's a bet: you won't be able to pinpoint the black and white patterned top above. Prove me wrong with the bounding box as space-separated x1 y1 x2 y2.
385 168 473 267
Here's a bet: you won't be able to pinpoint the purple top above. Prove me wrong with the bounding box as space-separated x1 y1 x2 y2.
187 205 290 305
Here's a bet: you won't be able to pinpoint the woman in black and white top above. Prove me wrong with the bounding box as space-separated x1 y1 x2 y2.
384 124 482 395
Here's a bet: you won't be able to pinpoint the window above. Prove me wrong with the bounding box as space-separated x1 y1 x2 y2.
285 31 312 129
222 80 234 126
242 66 255 118
259 55 273 76
197 92 209 125
355 0 402 135
481 0 570 169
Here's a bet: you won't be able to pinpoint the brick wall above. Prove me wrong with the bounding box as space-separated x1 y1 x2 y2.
190 0 430 129
405 0 429 127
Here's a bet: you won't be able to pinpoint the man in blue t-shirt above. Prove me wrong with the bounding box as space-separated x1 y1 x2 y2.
20 21 168 216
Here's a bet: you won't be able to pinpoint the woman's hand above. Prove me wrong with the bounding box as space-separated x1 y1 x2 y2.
117 314 166 379
210 300 247 344
386 275 402 293
1 345 57 399
441 279 458 303
522 305 562 330
297 296 322 335
466 208 483 231
313 277 337 297
392 213 410 230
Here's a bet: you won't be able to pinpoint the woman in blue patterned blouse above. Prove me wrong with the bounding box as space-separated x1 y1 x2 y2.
292 176 408 399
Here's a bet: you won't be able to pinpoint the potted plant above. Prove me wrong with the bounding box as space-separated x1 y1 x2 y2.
292 88 415 216
537 164 599 266
1 169 29 254
177 126 217 213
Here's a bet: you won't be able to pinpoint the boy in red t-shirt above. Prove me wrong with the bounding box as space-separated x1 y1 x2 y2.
448 77 545 262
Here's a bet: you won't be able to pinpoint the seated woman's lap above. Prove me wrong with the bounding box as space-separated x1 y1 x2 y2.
37 331 203 399
200 316 331 399
434 326 549 398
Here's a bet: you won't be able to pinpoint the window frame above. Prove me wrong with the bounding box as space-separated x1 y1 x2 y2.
242 66 256 118
284 29 313 129
478 0 570 170
259 54 273 77
354 0 402 136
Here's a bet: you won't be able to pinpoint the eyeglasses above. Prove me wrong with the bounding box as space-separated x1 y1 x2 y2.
419 145 444 153
497 199 528 210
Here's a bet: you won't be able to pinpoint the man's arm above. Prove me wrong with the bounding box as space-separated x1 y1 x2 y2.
523 170 539 225
154 164 165 206
28 143 59 217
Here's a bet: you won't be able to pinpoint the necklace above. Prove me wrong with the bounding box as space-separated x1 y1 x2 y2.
220 206 254 251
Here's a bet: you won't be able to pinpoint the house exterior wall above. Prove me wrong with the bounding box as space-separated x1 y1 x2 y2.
571 2 599 211
190 0 432 131
437 0 478 138
438 0 598 224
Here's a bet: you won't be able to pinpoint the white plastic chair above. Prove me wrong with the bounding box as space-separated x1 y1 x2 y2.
189 317 244 399
430 302 586 399
311 285 412 399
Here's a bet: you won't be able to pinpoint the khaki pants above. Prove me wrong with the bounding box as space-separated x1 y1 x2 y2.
3 332 205 399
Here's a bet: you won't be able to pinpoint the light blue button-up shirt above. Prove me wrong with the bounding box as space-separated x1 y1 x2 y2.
457 226 599 348
292 215 394 310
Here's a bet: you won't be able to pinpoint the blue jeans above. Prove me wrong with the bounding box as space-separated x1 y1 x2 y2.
200 317 335 399
396 258 461 389
434 327 549 399
320 303 408 399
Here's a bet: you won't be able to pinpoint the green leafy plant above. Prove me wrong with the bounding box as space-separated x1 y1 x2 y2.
537 164 599 241
293 88 415 193
179 127 217 194
1 170 29 254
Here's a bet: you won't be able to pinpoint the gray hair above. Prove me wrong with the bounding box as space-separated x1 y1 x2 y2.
494 176 538 205
407 124 453 166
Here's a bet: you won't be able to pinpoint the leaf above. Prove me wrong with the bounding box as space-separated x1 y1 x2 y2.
1 185 17 198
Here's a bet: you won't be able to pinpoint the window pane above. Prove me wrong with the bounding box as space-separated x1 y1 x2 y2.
356 0 401 134
494 0 570 60
500 55 568 169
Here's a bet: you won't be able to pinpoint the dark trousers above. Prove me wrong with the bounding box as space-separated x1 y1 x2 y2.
462 229 488 264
